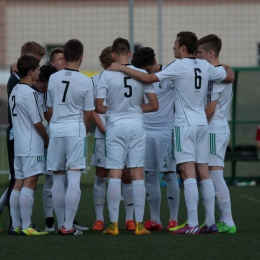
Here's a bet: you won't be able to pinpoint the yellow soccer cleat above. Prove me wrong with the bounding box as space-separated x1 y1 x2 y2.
135 222 151 235
102 222 119 235
21 226 49 236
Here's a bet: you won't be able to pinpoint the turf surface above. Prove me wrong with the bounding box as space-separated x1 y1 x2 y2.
0 181 259 260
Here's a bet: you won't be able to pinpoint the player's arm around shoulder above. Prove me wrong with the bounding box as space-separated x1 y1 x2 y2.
208 62 234 84
142 92 159 113
108 62 158 84
221 64 235 83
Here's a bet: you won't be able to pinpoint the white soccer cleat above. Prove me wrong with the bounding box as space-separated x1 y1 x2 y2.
73 223 89 231
45 225 56 232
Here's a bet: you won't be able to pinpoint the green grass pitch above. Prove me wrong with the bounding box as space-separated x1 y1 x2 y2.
0 181 260 260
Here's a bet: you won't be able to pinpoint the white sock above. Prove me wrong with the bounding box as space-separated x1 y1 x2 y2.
43 175 53 219
52 174 66 228
107 178 121 223
200 179 215 227
133 180 146 223
10 189 21 228
20 187 34 229
93 176 107 221
184 178 198 227
0 188 8 213
165 172 180 221
145 171 161 224
210 170 234 226
65 170 82 230
122 183 134 221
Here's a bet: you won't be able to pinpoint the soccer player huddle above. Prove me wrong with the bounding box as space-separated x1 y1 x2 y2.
0 31 236 236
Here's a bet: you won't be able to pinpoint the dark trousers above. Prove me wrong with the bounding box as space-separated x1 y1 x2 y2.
6 133 15 228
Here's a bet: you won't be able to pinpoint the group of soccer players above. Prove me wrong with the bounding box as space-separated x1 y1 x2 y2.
0 30 237 236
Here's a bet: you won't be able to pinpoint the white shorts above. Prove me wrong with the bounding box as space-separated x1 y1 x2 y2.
90 138 106 168
14 156 45 179
47 137 87 171
208 132 230 167
105 123 146 169
174 125 208 165
144 132 176 172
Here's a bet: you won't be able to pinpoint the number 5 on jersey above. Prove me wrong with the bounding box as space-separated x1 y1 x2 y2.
124 76 132 98
62 80 70 102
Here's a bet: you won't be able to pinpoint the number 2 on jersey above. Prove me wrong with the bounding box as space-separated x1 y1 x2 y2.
62 80 70 102
124 76 132 98
194 68 202 89
11 95 17 116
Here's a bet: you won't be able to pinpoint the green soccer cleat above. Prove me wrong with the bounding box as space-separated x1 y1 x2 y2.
218 223 236 234
216 222 224 228
21 226 49 236
169 221 187 231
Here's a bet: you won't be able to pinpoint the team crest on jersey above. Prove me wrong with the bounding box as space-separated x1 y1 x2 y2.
159 85 162 89
98 158 102 164
65 71 72 76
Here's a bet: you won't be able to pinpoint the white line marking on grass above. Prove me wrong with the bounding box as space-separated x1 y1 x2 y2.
239 194 260 203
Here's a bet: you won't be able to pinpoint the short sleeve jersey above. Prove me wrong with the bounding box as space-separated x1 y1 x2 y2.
47 68 94 137
144 65 175 133
96 65 155 128
156 58 226 126
7 73 20 132
9 83 44 156
92 72 106 139
206 66 232 132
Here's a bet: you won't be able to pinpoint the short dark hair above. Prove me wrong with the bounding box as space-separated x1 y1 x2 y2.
112 37 130 55
177 31 198 55
49 47 64 62
131 47 155 68
38 65 58 83
21 41 45 57
64 39 83 62
99 46 114 69
198 34 222 57
17 55 40 78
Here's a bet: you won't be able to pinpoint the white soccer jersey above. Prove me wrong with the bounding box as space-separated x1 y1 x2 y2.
96 64 155 128
156 58 226 126
32 85 48 114
47 68 94 137
9 83 44 156
144 66 175 132
92 72 106 139
207 74 232 132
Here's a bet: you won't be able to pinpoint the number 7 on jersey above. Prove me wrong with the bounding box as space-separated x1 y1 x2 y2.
62 80 70 102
